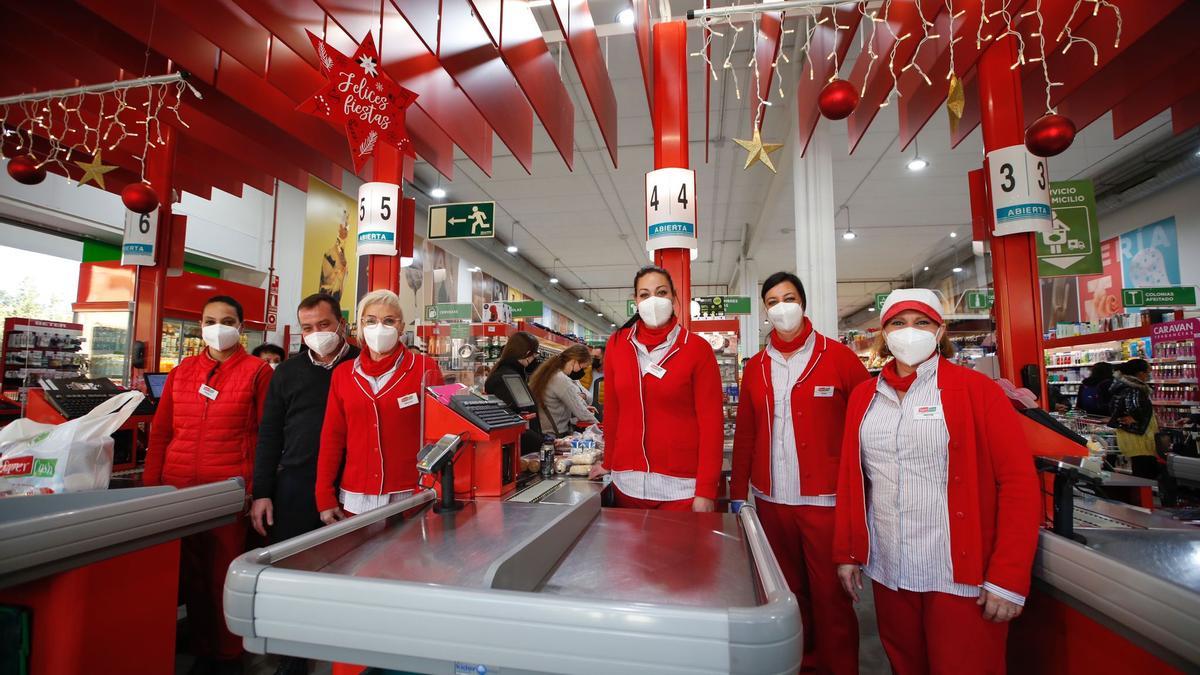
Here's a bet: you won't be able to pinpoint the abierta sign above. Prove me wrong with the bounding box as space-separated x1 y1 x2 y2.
1121 287 1197 307
1037 180 1100 276
428 201 496 240
424 303 473 320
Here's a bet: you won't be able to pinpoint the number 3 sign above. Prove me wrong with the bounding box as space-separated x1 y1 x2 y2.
986 144 1052 237
357 182 399 256
645 168 698 259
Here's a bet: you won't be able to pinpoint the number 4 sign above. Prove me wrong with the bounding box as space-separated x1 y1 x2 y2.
645 168 698 258
986 144 1052 237
357 181 399 257
121 209 158 266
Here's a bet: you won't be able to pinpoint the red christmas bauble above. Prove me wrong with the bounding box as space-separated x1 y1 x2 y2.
121 182 159 214
1025 113 1076 157
6 155 46 185
818 79 860 120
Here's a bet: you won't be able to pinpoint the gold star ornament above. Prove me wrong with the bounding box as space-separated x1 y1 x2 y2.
733 128 784 173
74 151 118 189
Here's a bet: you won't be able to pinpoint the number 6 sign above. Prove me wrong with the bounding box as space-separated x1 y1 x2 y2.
357 181 399 256
645 168 698 259
121 209 158 266
986 144 1052 237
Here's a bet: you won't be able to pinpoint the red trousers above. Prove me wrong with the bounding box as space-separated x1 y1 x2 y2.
755 500 858 675
872 584 1008 675
612 487 693 511
180 519 246 660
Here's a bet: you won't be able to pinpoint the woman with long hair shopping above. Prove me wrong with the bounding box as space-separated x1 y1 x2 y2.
529 344 597 436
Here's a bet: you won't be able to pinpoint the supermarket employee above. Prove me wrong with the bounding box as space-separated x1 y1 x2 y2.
590 265 724 511
833 289 1040 674
730 271 869 675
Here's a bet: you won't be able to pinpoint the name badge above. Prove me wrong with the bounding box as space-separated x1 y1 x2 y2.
398 393 419 409
198 384 219 401
645 362 667 379
913 404 943 420
813 386 835 398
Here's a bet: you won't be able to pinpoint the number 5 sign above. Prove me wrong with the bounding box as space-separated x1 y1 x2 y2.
986 144 1052 237
645 168 698 258
121 209 158 266
357 181 399 256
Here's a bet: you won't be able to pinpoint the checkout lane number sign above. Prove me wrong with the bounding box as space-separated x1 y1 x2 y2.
986 144 1052 237
121 209 158 266
358 181 399 257
645 167 697 256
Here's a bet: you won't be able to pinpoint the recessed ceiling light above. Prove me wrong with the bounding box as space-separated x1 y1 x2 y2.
596 312 603 317
506 244 519 254
468 266 481 272
952 266 964 273
616 7 635 25
867 307 876 312
549 276 559 284
842 229 857 240
763 320 770 325
430 186 446 198
610 323 616 328
578 298 586 303
907 156 928 171
949 231 958 238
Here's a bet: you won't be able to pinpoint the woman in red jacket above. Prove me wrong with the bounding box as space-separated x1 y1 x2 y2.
316 289 442 521
731 271 869 675
144 295 272 674
833 289 1040 675
592 265 724 511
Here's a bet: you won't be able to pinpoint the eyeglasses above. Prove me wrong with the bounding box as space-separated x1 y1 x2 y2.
363 317 401 328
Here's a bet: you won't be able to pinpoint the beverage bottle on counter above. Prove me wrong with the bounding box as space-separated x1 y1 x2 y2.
540 435 555 478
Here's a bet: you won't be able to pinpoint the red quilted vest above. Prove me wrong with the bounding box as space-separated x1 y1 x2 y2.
156 347 270 488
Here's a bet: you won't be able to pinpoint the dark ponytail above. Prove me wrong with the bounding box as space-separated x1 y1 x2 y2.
619 265 677 330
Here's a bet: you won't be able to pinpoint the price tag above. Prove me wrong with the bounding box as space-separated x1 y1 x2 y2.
645 168 698 257
121 209 158 266
986 145 1052 237
357 181 399 256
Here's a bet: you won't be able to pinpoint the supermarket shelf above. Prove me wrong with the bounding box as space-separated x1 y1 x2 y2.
1152 356 1197 364
1048 380 1083 385
1042 326 1150 349
1151 400 1200 407
1154 379 1198 385
1045 361 1123 370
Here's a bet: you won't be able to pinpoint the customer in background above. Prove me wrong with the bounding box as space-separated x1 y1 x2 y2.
834 289 1040 675
315 290 443 522
252 343 286 368
589 266 724 512
144 295 273 675
1109 358 1159 479
1076 362 1114 416
530 344 597 436
731 271 870 675
579 345 603 392
485 331 544 452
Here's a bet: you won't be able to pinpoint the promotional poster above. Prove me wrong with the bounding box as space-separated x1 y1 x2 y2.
1121 216 1180 288
303 176 359 316
1077 237 1125 322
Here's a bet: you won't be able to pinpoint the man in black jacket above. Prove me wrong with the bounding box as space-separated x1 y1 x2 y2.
251 293 359 543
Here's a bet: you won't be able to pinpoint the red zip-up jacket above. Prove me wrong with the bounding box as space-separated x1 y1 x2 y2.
144 346 272 489
315 350 443 513
602 321 725 500
731 331 870 501
832 358 1042 596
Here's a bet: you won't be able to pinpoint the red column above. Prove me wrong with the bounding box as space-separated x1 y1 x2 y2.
652 21 692 328
977 34 1047 399
131 126 178 380
366 143 402 294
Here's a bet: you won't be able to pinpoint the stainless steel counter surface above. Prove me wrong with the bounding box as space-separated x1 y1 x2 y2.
1079 529 1200 594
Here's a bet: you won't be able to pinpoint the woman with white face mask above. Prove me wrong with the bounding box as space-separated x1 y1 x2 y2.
143 295 273 671
588 265 724 512
833 289 1040 675
314 289 443 523
730 271 870 675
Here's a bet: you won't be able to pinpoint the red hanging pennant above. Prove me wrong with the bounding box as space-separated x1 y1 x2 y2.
298 31 418 174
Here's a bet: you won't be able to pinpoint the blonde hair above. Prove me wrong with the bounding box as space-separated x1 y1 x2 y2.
357 289 404 325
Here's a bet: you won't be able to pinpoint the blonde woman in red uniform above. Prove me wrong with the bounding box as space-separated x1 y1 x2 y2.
590 265 724 511
731 271 870 675
315 289 443 520
834 289 1041 674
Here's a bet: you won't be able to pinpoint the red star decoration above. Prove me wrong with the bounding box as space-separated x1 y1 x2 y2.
298 31 418 174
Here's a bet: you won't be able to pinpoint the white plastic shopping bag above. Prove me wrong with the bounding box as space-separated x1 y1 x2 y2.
0 390 144 496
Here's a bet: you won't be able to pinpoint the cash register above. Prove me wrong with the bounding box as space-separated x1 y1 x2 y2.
35 377 157 420
424 388 527 499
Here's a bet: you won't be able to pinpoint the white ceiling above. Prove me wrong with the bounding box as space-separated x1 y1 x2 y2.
412 0 1178 333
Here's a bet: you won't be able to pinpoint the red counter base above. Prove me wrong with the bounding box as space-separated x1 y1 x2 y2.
0 540 180 675
1009 585 1185 675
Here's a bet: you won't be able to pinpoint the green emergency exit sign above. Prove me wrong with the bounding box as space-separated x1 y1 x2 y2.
427 201 496 240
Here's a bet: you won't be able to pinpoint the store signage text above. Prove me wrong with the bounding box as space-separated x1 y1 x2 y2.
357 182 399 256
425 303 473 321
1121 287 1197 308
504 300 544 318
1037 180 1100 277
645 167 698 256
695 295 751 318
965 289 995 311
986 144 1052 237
121 209 158 266
428 201 496 240
874 293 889 312
1150 318 1200 341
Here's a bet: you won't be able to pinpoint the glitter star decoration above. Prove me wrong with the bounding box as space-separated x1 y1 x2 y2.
733 128 784 173
74 150 118 189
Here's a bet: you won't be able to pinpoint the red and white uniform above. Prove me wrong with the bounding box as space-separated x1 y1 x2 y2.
603 318 724 508
731 321 869 675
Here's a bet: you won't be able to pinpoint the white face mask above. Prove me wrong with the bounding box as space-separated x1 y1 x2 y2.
269 362 278 370
202 323 240 351
885 326 941 367
304 330 342 357
362 323 399 354
766 302 804 334
637 296 674 328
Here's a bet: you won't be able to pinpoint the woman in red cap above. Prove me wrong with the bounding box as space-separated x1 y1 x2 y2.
591 265 724 511
731 271 870 675
833 288 1040 675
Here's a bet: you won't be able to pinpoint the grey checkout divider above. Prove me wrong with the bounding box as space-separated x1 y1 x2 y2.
225 492 801 675
0 478 245 590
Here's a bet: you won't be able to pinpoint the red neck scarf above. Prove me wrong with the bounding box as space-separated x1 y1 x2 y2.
881 360 919 393
636 316 678 350
359 347 405 378
769 318 814 354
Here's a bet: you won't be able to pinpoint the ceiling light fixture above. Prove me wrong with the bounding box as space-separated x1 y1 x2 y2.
610 323 616 328
950 231 958 238
923 266 930 271
952 266 964 273
549 276 559 284
867 307 876 312
578 298 586 303
907 138 928 171
616 7 635 25
841 204 857 241
430 186 446 199
469 266 481 273
596 312 603 317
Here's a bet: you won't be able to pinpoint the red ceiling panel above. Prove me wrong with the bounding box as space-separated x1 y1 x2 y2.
796 5 863 157
437 0 534 173
634 0 653 117
267 37 328 104
1172 91 1200 134
157 0 270 76
551 0 619 168
1112 46 1200 138
75 0 219 85
230 0 325 69
498 0 575 170
315 0 383 43
406 103 455 180
895 6 949 150
389 0 441 51
749 12 782 133
847 0 926 154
